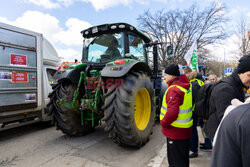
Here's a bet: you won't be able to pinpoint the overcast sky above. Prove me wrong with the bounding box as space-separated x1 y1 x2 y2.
0 0 249 62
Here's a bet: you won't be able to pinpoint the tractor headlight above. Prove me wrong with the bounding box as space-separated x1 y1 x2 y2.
84 31 89 35
119 24 125 28
111 25 117 29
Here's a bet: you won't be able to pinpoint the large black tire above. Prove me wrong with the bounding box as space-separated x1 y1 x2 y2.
102 71 156 147
47 79 94 136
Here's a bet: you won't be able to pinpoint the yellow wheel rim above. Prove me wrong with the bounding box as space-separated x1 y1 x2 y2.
134 88 151 131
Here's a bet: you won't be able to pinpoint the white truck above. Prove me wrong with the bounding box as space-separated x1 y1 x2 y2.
0 22 60 130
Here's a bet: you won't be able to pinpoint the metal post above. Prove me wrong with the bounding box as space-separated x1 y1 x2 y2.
223 48 225 77
153 44 158 76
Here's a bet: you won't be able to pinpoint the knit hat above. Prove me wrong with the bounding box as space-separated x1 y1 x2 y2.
237 55 250 74
165 64 181 76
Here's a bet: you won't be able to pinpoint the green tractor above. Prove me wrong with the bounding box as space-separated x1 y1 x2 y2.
47 23 168 147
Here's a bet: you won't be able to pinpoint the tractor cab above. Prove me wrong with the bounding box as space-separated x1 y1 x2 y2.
81 23 151 64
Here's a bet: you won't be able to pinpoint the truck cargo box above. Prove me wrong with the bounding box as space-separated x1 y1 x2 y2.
0 22 60 130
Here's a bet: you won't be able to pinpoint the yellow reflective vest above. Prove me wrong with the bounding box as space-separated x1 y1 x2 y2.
190 78 204 87
160 85 193 128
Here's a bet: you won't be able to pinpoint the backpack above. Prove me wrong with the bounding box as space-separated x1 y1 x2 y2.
194 82 219 120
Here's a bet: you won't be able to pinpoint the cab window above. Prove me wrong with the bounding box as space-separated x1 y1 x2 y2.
128 34 146 62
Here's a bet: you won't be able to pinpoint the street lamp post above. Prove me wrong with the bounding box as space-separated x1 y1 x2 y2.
223 47 226 77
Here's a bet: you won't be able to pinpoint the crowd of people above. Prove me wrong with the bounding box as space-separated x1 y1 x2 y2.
160 54 250 167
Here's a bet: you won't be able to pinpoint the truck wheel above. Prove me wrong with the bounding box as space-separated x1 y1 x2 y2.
47 80 93 136
102 71 155 147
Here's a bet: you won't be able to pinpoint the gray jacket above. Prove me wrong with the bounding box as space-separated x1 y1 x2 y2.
210 103 250 167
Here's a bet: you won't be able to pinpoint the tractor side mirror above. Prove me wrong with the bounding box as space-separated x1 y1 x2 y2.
166 44 174 60
167 45 173 56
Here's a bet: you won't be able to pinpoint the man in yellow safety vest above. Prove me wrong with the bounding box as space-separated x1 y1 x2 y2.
160 64 193 167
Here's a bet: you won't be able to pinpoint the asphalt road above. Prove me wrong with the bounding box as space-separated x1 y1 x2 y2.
0 122 212 167
0 123 166 167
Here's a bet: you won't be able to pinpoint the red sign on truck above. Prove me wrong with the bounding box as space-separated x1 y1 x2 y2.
12 72 28 83
10 54 27 66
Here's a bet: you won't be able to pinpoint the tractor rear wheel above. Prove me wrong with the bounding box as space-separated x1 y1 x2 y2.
47 79 94 136
102 71 155 147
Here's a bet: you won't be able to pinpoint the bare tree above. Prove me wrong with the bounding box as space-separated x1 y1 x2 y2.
206 59 238 77
206 59 223 77
137 2 229 67
235 16 250 59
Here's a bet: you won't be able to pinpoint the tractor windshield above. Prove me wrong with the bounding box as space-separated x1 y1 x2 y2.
83 32 124 63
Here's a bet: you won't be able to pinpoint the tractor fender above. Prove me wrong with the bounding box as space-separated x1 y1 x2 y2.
101 61 151 78
54 67 86 84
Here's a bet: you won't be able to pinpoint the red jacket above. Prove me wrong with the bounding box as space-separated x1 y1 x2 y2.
160 74 192 140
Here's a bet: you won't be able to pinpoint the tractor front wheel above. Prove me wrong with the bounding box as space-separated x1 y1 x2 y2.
47 80 94 136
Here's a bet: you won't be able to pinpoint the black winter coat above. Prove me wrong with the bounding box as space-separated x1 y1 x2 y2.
191 80 200 105
204 71 246 140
